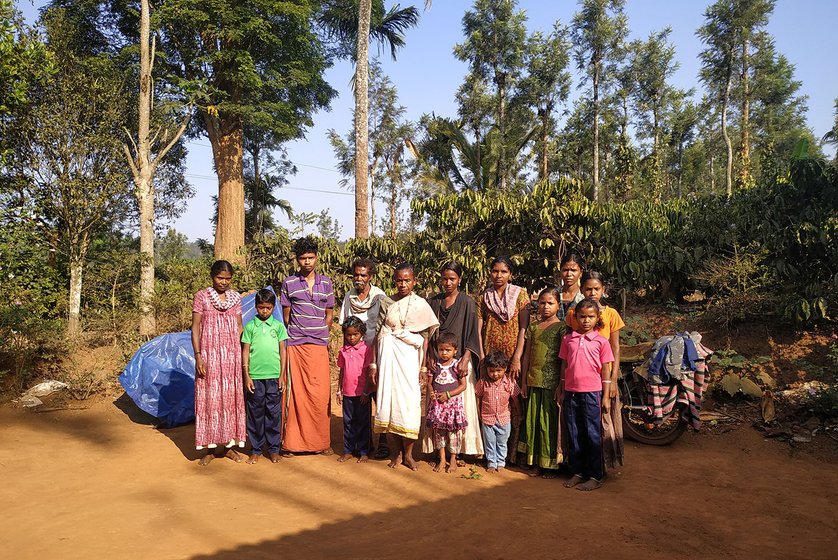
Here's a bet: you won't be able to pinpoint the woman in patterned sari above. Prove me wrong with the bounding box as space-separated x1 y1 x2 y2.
477 256 529 463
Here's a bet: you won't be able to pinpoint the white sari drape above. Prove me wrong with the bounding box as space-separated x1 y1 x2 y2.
374 294 439 440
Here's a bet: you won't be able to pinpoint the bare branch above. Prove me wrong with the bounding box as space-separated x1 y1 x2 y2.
123 144 140 180
123 126 139 158
150 125 163 148
151 107 192 173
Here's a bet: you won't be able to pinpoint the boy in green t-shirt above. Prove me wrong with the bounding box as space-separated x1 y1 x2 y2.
242 289 288 463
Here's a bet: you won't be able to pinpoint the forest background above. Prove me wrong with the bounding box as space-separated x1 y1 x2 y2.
0 0 836 405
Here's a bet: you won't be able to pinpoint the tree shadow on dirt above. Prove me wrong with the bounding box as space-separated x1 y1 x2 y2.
5 406 120 448
112 391 346 462
181 468 835 560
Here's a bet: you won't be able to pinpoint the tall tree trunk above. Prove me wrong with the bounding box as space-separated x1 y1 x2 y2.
123 0 190 335
354 0 372 239
389 184 397 239
136 0 155 336
251 142 262 240
369 163 376 236
497 77 507 190
473 117 482 189
710 154 716 194
738 36 752 188
652 109 660 155
652 107 661 195
67 245 87 337
592 60 601 201
620 95 628 139
208 120 245 263
137 174 155 334
721 77 733 196
539 106 549 181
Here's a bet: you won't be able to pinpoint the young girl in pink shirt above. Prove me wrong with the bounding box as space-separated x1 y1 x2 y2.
556 298 614 491
337 316 372 463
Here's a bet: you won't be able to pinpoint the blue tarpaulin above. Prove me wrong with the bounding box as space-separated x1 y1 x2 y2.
118 287 282 427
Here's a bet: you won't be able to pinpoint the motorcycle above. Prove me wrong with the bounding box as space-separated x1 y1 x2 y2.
617 344 690 446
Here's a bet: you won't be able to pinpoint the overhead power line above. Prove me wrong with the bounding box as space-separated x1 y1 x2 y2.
187 141 342 174
183 173 352 197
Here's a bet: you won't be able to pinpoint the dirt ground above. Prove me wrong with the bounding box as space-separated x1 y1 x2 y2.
1 394 836 560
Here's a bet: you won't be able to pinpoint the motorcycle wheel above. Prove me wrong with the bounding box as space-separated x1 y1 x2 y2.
618 369 688 446
621 406 687 446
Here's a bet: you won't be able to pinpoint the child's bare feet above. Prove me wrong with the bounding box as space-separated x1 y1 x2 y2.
576 478 603 491
497 466 505 473
320 448 335 456
486 466 498 473
198 451 214 466
224 449 243 463
433 462 443 473
456 458 466 467
564 474 584 488
268 453 282 463
357 454 369 463
402 457 420 471
246 453 260 464
527 467 540 477
446 460 458 474
337 453 353 462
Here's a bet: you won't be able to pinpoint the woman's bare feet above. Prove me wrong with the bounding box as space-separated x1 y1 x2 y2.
527 467 541 477
337 453 353 462
320 448 335 456
246 453 260 464
402 457 419 471
387 451 403 469
268 453 282 463
224 449 243 463
564 474 584 488
198 451 214 466
576 478 603 491
357 454 369 463
541 470 559 479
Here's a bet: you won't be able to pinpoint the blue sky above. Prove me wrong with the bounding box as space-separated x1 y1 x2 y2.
17 0 838 241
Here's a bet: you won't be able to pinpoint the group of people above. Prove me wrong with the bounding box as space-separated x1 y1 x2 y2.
191 237 625 491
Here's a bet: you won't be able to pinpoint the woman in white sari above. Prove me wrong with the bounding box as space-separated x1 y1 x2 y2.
371 263 439 471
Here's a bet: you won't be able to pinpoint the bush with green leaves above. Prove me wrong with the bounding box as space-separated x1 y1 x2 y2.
0 218 64 390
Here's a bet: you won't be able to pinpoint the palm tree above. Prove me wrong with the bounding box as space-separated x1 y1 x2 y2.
407 116 537 193
319 0 422 239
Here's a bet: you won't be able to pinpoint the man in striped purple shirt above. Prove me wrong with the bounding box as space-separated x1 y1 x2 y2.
280 236 335 454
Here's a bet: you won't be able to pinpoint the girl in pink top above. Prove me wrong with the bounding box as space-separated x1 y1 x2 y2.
556 299 614 491
337 316 372 463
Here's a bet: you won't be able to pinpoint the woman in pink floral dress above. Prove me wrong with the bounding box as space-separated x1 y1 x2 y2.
191 260 245 465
